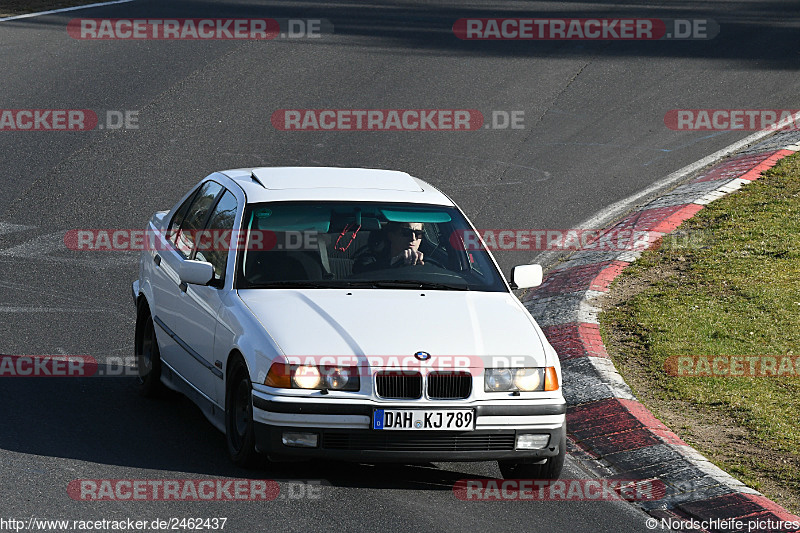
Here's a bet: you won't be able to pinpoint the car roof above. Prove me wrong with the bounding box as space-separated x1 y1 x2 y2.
219 167 455 206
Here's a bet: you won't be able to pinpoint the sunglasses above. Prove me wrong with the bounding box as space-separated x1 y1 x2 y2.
397 227 425 240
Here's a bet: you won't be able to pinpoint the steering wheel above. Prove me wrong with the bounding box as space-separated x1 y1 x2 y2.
391 255 446 270
421 255 446 269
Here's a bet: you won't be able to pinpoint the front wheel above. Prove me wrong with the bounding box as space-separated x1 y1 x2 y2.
498 429 566 480
136 313 163 397
225 358 261 468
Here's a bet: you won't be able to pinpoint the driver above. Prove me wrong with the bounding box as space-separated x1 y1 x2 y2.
352 222 425 273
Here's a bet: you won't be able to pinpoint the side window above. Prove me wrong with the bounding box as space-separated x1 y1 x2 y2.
167 190 197 245
195 190 238 285
172 181 223 258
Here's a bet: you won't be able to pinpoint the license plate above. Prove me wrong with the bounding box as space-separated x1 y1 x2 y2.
372 409 475 431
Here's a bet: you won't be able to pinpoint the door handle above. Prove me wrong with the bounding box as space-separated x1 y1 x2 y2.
154 254 161 267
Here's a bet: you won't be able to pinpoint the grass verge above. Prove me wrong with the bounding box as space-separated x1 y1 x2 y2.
600 152 800 514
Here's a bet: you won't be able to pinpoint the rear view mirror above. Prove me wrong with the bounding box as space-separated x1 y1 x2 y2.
179 260 215 286
510 264 543 289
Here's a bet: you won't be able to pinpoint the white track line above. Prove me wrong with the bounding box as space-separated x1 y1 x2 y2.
0 0 133 22
0 222 34 235
0 305 111 313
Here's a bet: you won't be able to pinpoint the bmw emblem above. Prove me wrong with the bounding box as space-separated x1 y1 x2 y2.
414 351 431 361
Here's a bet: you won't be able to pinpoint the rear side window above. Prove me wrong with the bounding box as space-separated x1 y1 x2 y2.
167 189 197 244
172 181 223 258
194 190 238 284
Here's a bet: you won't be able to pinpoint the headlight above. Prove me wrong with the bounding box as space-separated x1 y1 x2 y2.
266 363 360 391
485 368 514 391
323 366 353 390
485 367 556 392
292 365 321 389
513 368 543 391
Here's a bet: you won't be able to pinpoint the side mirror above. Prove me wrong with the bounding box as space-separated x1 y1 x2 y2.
179 260 215 286
510 264 543 289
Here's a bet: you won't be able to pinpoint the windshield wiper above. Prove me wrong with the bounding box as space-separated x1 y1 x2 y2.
250 280 469 290
252 280 339 289
250 280 390 289
371 280 469 290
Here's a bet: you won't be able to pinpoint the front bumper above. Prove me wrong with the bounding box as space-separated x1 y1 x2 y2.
252 395 566 462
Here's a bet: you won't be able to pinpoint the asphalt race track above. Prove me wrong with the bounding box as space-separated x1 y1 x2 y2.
0 0 798 531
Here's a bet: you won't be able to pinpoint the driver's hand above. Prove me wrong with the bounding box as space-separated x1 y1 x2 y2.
397 249 424 266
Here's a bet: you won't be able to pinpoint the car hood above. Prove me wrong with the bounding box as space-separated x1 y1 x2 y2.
237 289 549 368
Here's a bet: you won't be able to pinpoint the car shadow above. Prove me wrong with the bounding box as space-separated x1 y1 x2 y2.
0 369 497 491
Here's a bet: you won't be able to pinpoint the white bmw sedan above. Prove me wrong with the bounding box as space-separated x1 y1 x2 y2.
132 167 566 478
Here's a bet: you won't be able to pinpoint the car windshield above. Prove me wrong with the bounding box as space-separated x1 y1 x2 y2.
235 201 507 292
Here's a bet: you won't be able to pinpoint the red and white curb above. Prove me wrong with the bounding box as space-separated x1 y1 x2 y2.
524 131 800 530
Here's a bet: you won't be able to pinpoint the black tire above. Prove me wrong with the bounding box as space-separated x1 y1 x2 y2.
498 429 566 480
225 357 261 468
136 312 163 397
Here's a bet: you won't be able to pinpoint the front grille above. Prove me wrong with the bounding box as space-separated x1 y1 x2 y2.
427 371 472 399
376 371 422 399
322 431 516 451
